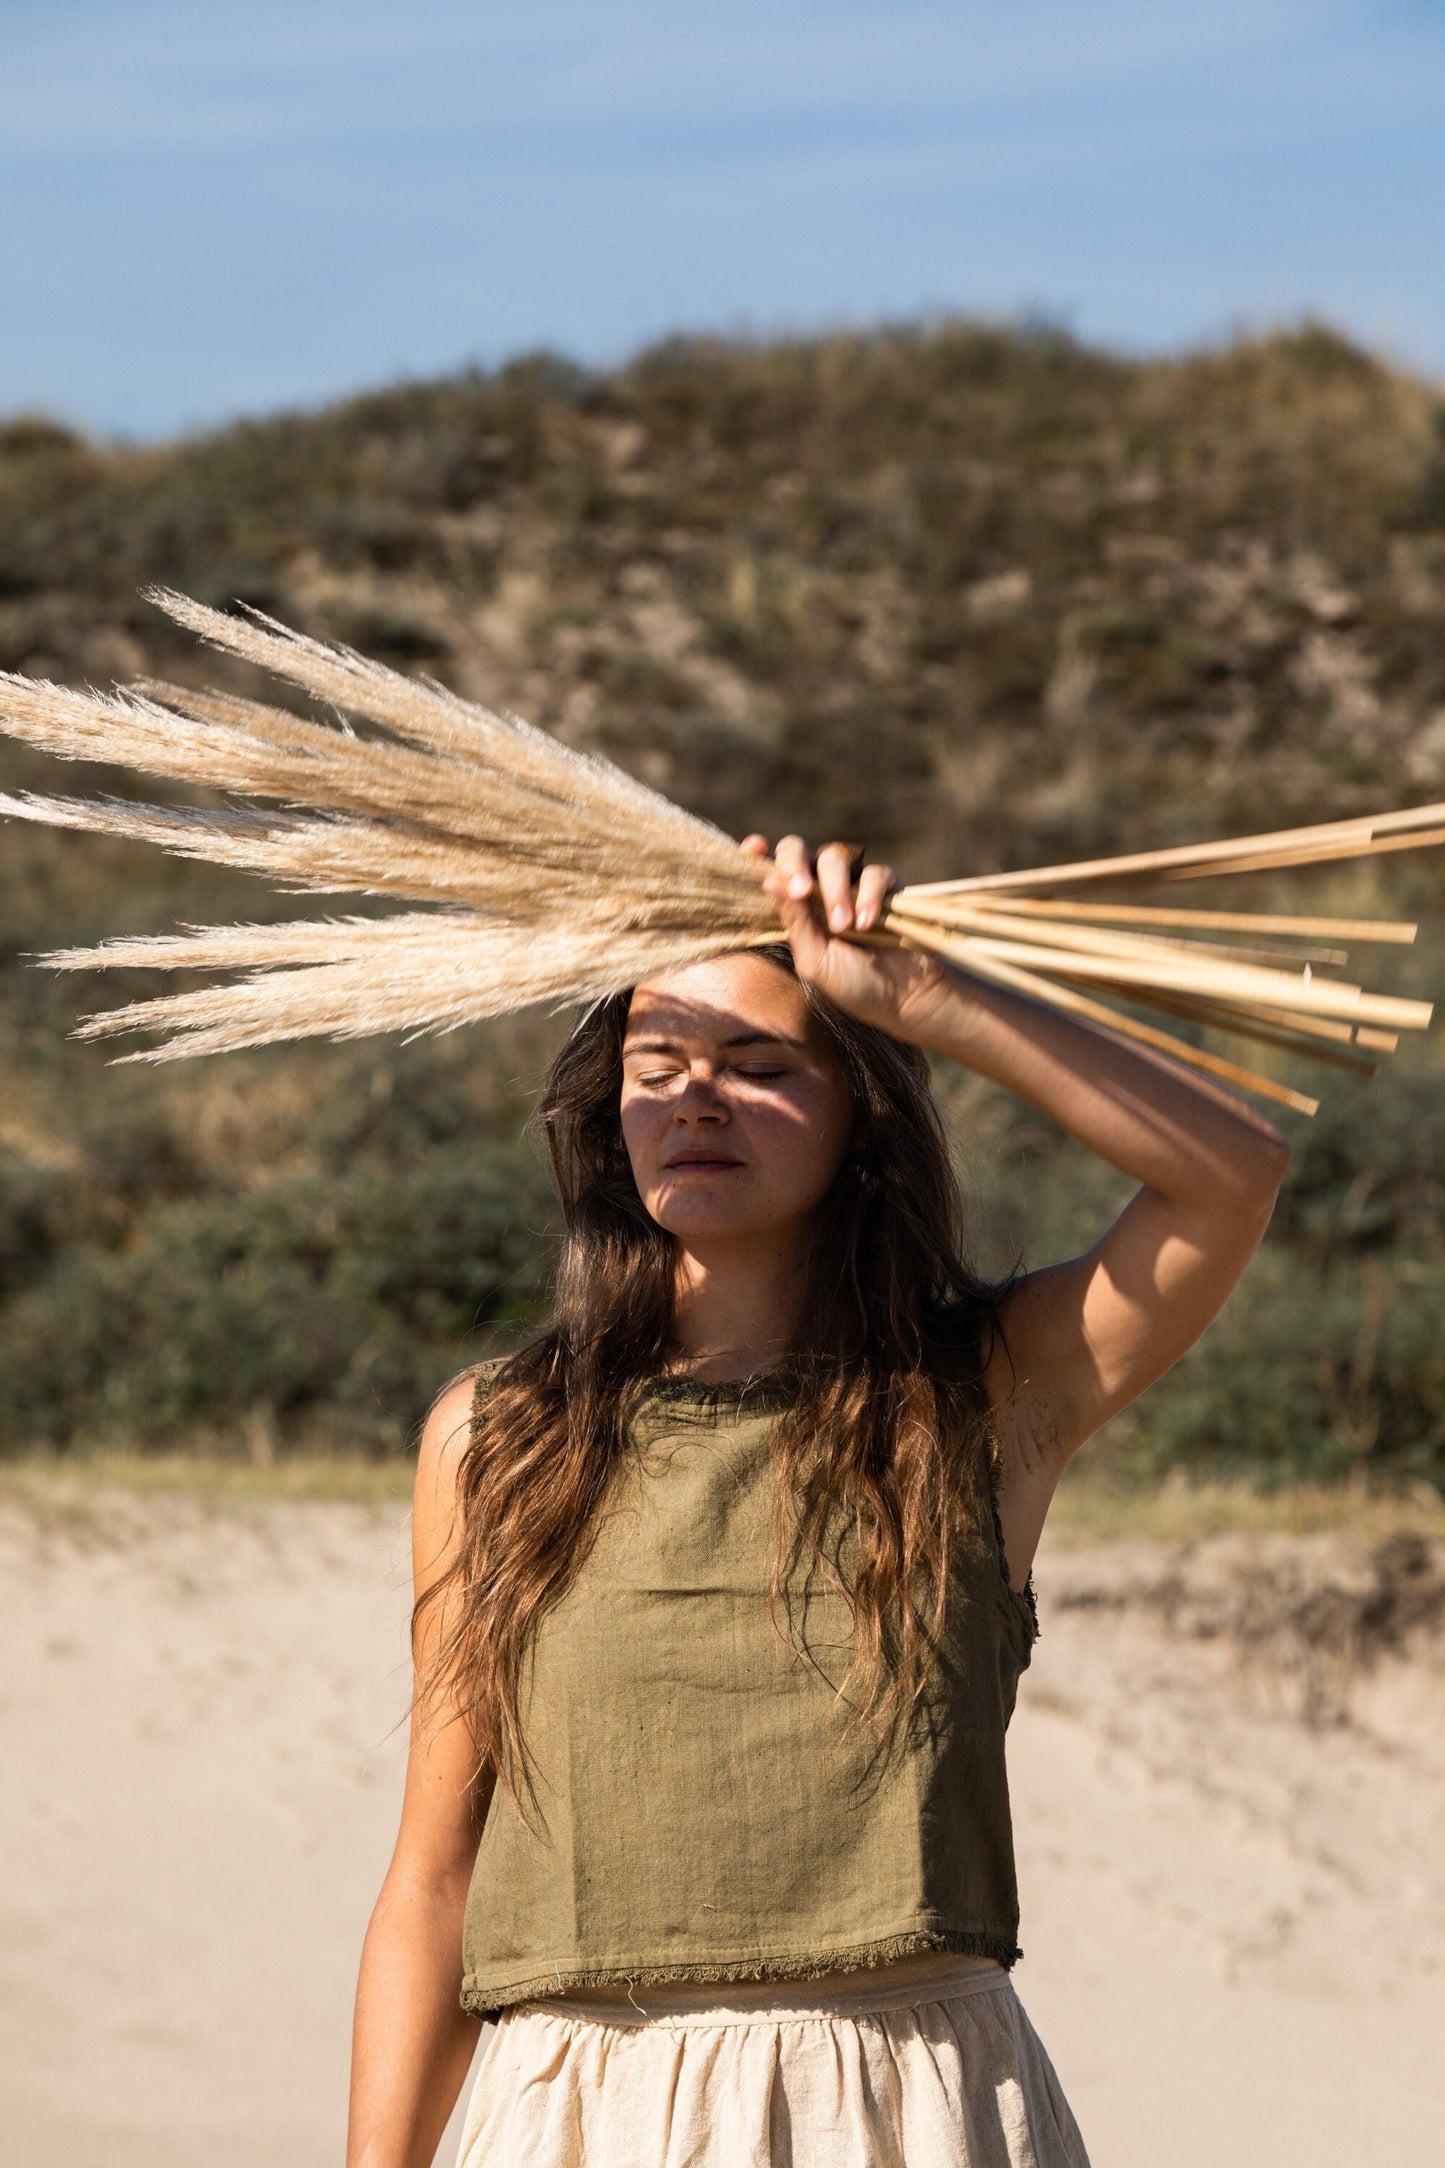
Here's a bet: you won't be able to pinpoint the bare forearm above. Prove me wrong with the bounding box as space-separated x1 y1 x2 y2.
347 1866 481 2168
914 960 1291 1201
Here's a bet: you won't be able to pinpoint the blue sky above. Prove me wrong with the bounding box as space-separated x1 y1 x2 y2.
1 0 1441 439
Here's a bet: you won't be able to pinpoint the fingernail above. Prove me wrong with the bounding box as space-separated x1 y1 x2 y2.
789 873 811 897
830 905 850 929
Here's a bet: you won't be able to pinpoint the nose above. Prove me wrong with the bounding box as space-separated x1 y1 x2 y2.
672 1064 729 1122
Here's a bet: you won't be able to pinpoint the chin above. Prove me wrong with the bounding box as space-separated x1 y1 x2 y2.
648 1184 765 1234
654 1205 760 1240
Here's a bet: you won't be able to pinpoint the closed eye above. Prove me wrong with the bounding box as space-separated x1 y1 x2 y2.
634 1066 789 1085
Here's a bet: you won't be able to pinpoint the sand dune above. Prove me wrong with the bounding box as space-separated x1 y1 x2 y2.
1 1484 1440 2167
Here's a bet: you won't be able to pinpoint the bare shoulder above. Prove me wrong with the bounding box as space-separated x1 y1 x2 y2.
411 1367 489 1588
417 1369 482 1478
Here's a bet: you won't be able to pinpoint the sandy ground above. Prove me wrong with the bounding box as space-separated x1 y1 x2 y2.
1 1484 1441 2167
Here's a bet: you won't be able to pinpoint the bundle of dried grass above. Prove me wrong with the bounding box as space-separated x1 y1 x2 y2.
0 590 1439 1114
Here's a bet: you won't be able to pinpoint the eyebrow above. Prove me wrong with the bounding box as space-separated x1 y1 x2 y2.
622 1031 806 1055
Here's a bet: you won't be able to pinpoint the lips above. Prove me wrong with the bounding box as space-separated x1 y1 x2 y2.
666 1151 742 1169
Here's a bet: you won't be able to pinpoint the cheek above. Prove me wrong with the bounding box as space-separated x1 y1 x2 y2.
618 1093 659 1171
754 1087 853 1193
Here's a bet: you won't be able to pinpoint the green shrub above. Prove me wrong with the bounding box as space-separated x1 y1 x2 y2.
0 1153 61 1301
1126 1252 1445 1488
0 1143 556 1452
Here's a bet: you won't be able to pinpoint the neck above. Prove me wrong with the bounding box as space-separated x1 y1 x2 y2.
666 1226 810 1383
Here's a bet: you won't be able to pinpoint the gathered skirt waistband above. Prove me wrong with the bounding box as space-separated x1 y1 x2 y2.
531 1950 1008 2027
456 1952 1090 2166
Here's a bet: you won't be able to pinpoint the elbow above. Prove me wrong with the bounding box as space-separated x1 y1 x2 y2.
1185 1112 1290 1214
1225 1123 1291 1220
1251 1121 1292 1186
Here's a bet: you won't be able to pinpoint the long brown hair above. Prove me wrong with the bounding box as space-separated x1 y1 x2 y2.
416 944 1009 1793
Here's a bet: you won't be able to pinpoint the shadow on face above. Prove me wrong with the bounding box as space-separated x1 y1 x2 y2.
620 952 860 1247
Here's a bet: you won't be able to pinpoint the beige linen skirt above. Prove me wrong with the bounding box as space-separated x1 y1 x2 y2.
456 1952 1090 2167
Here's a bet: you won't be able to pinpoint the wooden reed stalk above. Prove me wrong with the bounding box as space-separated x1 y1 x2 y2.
1136 938 1351 970
888 892 1313 974
1199 1004 1355 1046
1118 987 1381 1078
1159 827 1445 883
889 892 1349 970
1223 1006 1396 1054
881 919 1321 1115
905 821 1376 897
1006 952 1427 1031
928 897 1418 944
905 799 1445 897
879 914 1432 1032
1051 956 1429 1033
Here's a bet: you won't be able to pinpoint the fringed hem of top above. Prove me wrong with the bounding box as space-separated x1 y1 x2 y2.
461 1927 1024 2021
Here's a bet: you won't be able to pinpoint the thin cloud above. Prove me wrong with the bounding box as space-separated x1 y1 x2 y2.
0 0 1348 151
0 0 1439 433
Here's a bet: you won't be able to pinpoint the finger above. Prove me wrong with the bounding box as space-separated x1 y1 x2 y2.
772 833 815 903
774 881 830 977
816 841 861 931
855 862 896 932
739 833 770 857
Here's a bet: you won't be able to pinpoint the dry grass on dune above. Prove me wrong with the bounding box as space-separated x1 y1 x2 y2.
1 320 1444 1479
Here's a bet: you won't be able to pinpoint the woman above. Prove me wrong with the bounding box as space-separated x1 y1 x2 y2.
347 833 1290 2167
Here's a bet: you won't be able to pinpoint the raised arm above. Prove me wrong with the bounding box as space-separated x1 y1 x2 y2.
346 1374 494 2168
758 832 1291 1585
898 965 1288 1578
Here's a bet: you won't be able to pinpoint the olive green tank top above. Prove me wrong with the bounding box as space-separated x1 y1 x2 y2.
460 1365 1038 2020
